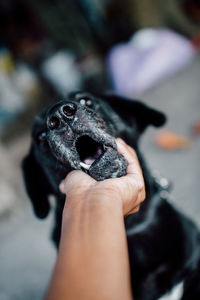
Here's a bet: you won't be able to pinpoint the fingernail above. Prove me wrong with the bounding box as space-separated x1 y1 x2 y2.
116 138 125 145
59 180 65 192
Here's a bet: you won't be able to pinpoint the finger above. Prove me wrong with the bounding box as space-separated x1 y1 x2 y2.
116 139 144 176
59 170 95 194
116 139 144 183
117 138 138 161
116 138 139 167
116 137 126 145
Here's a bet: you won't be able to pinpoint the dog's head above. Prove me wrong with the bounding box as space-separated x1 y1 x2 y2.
22 92 166 219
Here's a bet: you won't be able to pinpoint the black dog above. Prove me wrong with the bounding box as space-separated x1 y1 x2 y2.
22 92 200 300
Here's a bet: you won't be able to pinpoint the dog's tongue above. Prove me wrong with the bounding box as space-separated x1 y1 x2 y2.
83 146 103 166
83 158 95 165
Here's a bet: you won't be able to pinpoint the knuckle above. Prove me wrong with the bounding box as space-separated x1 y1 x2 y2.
142 189 146 202
137 180 144 193
135 206 140 212
129 205 140 215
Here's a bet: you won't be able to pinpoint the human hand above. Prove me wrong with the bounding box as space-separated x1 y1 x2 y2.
59 138 145 216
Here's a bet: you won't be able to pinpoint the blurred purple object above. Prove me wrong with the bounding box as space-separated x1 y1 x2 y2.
107 28 196 97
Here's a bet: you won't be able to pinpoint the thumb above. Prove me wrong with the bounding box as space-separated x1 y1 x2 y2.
59 170 95 194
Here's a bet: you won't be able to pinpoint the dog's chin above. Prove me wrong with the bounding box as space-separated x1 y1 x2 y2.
70 147 127 181
88 148 127 181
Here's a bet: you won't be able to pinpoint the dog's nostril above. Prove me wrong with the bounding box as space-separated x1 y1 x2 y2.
62 103 76 117
48 116 60 130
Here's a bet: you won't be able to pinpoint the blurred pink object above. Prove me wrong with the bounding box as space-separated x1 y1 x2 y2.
107 28 196 97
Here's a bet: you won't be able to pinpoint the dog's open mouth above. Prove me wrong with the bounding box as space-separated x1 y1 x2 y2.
47 130 127 180
76 135 106 171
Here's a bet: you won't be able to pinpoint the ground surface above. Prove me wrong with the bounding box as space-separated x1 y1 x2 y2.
0 56 199 300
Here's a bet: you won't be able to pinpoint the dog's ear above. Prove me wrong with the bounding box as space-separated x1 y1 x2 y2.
101 94 166 133
22 146 51 219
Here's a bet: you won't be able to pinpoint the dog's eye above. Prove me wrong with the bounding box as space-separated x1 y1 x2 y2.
37 132 46 143
79 97 93 107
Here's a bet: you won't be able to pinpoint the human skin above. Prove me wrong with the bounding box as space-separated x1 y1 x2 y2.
44 138 145 300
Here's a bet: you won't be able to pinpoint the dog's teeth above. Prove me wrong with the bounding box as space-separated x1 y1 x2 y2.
80 162 91 170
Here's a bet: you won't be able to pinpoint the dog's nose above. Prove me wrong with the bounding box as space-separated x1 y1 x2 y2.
62 103 77 117
47 102 77 130
48 115 60 130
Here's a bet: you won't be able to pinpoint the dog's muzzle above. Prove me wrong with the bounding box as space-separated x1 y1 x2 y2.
46 101 127 181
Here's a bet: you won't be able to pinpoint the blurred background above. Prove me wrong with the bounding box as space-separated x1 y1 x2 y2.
0 0 200 299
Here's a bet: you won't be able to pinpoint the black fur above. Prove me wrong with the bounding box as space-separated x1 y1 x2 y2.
22 92 200 300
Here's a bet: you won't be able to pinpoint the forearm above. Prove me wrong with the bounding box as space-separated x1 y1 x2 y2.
44 190 132 300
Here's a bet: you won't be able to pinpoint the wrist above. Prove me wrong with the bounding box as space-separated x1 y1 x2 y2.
69 186 122 207
61 186 123 228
